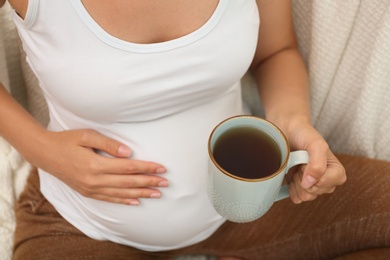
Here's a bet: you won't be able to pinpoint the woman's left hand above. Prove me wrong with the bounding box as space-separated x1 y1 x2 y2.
283 122 347 204
251 0 346 204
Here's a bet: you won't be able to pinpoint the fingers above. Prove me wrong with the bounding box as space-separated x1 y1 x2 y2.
74 172 169 206
304 150 346 190
289 150 346 204
43 129 170 206
74 156 169 205
289 171 317 204
300 139 329 189
76 129 132 158
89 172 169 190
82 186 166 206
93 195 141 206
99 157 167 175
74 169 169 205
70 129 167 174
281 123 346 204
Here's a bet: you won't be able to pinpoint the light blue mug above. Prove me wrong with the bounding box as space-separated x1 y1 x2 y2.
208 115 309 223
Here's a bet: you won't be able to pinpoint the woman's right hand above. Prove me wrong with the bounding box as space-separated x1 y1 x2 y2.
32 129 168 205
1 85 165 205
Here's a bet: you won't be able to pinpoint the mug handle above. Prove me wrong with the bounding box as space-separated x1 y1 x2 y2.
276 150 310 201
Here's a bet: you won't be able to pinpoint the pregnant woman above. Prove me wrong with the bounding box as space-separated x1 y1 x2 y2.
0 0 348 259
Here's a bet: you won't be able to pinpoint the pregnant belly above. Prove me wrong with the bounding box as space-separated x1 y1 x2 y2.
40 87 244 251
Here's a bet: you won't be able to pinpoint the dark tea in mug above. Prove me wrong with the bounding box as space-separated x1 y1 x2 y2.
212 126 281 179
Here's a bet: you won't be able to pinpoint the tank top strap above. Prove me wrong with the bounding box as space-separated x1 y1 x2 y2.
11 0 39 28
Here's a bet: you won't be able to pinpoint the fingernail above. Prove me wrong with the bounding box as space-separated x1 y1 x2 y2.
118 145 130 157
150 193 161 198
156 168 166 174
158 181 169 187
128 200 139 206
302 175 317 189
294 199 302 204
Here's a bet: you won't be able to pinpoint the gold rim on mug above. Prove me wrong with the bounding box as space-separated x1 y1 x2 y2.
208 115 290 182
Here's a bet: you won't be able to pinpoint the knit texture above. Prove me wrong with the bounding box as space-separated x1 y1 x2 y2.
0 4 30 260
1 0 390 259
243 0 390 160
293 0 390 160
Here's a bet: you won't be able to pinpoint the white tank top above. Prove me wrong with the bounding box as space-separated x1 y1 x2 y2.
13 0 259 251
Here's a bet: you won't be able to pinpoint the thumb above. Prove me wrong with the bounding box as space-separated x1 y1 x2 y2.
300 146 328 189
77 129 131 158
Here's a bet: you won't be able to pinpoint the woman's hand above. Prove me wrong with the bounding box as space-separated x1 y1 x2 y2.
283 122 347 204
250 0 346 204
32 129 168 205
0 85 167 206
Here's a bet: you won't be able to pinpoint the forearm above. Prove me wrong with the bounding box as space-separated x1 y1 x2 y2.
252 46 310 133
0 83 48 162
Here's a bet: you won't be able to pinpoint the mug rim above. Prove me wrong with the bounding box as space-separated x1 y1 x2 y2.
208 115 290 182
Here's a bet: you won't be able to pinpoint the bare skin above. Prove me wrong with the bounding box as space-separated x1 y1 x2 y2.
1 0 346 258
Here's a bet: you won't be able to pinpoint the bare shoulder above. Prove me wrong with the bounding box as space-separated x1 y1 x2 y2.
7 0 29 18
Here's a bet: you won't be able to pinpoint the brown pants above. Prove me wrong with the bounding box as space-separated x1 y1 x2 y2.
13 154 390 260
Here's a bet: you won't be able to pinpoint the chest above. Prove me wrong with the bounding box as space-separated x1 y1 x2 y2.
17 0 260 122
80 0 219 44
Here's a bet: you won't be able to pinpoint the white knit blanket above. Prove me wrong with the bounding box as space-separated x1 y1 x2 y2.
0 140 30 260
1 0 390 259
244 0 390 161
294 0 390 160
0 4 30 259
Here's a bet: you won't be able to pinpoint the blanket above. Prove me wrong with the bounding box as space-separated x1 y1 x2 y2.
0 4 30 259
1 0 390 259
294 0 390 160
244 0 390 160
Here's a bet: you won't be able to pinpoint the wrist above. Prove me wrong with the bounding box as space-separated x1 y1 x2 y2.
17 126 51 164
266 112 311 137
